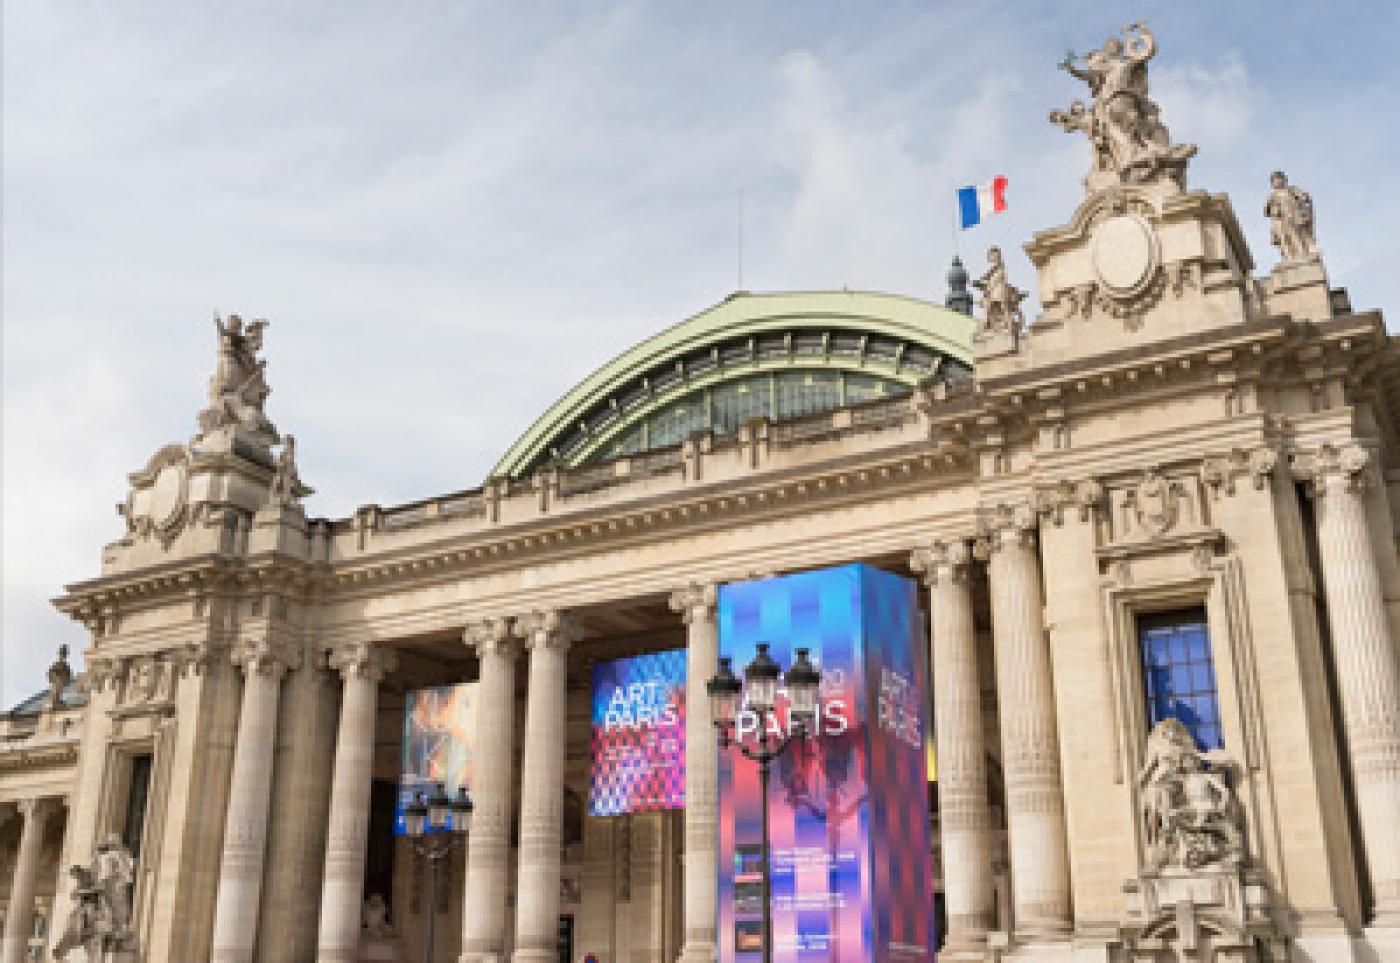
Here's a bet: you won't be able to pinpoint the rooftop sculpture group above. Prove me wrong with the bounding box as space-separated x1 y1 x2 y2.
196 313 280 450
1051 21 1197 192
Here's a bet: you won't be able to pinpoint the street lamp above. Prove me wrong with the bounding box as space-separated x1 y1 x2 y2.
707 644 822 963
403 783 472 963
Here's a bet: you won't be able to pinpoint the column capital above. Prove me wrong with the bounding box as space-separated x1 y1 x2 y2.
327 641 396 682
909 539 974 584
1201 446 1278 498
231 636 301 678
1033 478 1104 526
464 616 520 659
517 609 582 653
669 582 718 625
1293 442 1372 497
976 501 1038 551
16 796 57 822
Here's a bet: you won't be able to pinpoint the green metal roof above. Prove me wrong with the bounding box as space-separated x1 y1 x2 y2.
492 290 976 478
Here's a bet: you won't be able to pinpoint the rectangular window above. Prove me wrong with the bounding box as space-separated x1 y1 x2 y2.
123 753 153 859
1138 608 1222 751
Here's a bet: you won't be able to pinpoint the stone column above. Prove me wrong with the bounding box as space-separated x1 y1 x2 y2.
911 541 995 951
670 583 719 963
459 618 521 963
981 503 1072 939
316 642 396 962
1302 444 1400 924
211 639 298 963
512 611 579 962
2 798 54 963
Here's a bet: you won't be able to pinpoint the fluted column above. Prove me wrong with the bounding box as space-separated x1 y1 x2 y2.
211 639 298 963
2 798 55 963
671 583 719 963
981 503 1071 938
459 618 521 963
316 642 396 962
1302 444 1400 924
512 611 580 962
911 541 995 950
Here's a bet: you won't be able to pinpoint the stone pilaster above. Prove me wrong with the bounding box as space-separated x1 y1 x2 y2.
316 642 396 962
459 617 520 963
911 541 995 951
1300 444 1400 924
210 638 299 963
2 798 56 963
981 503 1072 939
670 582 719 963
512 611 580 962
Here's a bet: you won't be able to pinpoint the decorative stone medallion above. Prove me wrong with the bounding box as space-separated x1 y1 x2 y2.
149 461 188 538
1092 214 1159 298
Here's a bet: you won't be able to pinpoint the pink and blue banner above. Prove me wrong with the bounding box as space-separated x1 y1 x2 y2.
587 648 687 816
717 564 935 961
396 682 478 835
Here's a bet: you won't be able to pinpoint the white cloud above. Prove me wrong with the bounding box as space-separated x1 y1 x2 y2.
4 3 1399 704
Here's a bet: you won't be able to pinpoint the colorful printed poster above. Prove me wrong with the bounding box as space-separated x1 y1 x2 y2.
588 649 687 816
717 564 935 962
395 682 478 835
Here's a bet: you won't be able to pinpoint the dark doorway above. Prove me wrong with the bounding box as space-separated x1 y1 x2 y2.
365 779 398 918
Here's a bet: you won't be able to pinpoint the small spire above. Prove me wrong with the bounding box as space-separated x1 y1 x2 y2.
945 255 973 316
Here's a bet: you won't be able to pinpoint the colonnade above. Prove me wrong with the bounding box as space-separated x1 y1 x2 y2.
1 797 60 963
194 444 1400 961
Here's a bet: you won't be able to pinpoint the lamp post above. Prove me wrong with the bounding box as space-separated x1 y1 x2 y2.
403 783 473 963
707 643 822 963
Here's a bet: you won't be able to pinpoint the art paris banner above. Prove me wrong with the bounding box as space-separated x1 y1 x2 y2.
588 648 687 816
717 564 935 962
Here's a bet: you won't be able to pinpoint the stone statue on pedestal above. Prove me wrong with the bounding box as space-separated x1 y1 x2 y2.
1052 21 1196 192
46 644 73 710
972 247 1026 335
1265 170 1318 263
195 313 280 451
52 835 138 961
269 435 315 508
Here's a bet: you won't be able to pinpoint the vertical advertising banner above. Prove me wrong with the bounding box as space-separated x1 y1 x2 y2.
717 564 935 962
396 682 478 835
587 649 687 816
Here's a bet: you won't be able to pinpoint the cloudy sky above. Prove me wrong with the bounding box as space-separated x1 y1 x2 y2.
4 1 1399 703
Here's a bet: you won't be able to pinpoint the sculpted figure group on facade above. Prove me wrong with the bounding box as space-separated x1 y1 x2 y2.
52 835 138 960
1137 719 1244 873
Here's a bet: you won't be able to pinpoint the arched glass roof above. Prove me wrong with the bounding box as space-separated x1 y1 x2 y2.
492 290 975 478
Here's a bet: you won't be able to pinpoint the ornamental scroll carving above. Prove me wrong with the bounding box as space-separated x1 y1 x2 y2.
1138 719 1244 872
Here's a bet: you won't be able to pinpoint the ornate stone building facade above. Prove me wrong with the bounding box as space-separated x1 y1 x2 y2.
3 22 1399 963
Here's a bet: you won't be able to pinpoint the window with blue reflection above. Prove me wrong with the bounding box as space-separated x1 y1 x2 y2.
1138 608 1222 751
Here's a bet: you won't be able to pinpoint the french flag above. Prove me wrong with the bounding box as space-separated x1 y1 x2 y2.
957 175 1008 229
